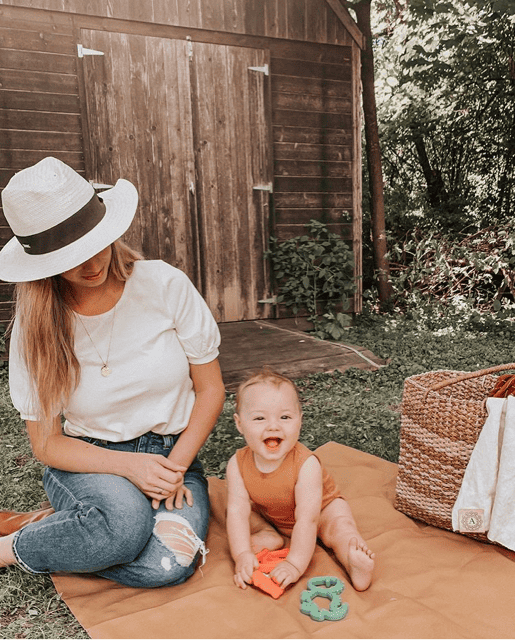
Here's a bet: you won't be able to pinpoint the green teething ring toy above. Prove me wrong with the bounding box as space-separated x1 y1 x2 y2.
300 576 349 622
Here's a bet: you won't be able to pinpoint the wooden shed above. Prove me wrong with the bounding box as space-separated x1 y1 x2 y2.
0 0 364 327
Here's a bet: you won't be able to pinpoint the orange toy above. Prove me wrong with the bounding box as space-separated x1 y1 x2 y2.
251 548 290 599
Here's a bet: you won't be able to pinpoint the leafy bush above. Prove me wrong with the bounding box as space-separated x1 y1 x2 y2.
388 223 515 313
265 220 356 340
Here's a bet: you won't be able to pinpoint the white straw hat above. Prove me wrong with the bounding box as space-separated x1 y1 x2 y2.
0 157 138 282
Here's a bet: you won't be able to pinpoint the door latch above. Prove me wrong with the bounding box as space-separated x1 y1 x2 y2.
248 64 269 76
77 45 105 58
253 183 273 193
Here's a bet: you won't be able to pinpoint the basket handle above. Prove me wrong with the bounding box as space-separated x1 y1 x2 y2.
429 363 515 392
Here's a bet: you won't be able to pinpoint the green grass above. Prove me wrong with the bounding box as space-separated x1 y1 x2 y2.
1 305 515 638
199 304 515 475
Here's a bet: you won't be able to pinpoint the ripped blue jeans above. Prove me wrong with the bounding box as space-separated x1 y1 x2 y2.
12 432 210 588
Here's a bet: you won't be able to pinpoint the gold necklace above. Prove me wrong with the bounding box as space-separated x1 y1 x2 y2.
74 305 117 377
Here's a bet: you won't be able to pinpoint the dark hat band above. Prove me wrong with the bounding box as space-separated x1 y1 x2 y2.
15 194 107 256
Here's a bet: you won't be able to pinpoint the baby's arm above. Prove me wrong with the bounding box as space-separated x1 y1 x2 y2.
270 455 323 588
226 455 259 589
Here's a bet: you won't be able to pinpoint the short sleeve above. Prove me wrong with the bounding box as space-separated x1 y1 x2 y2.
8 318 42 421
162 264 221 365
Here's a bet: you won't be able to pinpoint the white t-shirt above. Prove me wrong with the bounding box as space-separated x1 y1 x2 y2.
9 260 221 441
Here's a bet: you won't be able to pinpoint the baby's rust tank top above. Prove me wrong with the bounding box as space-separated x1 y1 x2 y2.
236 441 344 534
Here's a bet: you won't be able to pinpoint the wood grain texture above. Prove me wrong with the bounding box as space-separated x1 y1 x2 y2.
191 42 271 321
0 0 358 45
79 31 271 321
80 30 198 281
0 1 363 323
351 40 362 312
270 41 356 283
0 68 78 93
0 15 85 267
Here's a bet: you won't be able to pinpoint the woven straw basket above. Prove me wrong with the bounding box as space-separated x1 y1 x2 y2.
395 363 515 540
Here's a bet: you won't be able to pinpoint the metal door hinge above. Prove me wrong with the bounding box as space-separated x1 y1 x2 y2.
253 183 273 193
249 64 269 76
78 45 104 58
186 36 193 60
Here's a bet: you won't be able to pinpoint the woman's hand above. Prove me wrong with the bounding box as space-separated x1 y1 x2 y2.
124 453 187 503
25 423 193 512
234 550 259 589
154 483 194 511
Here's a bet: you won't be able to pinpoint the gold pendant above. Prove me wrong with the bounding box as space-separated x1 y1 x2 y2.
101 365 112 377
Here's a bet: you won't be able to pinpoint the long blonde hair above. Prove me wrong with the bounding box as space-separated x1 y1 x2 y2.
12 240 143 422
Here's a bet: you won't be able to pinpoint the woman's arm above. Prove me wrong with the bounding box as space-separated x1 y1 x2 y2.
166 358 225 470
270 455 323 588
226 455 259 588
26 418 188 504
159 358 225 509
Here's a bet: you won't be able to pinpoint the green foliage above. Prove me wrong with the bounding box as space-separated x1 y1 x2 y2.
312 310 354 341
265 220 356 340
389 222 515 313
197 398 243 477
370 0 515 236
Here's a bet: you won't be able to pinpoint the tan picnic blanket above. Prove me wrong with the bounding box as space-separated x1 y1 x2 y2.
52 442 515 638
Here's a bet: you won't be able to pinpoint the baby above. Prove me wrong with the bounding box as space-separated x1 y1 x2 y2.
226 368 375 592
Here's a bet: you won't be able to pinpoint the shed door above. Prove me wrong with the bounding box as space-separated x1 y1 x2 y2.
79 30 271 322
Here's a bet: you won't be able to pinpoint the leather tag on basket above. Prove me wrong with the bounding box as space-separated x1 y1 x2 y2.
488 374 515 398
458 509 486 533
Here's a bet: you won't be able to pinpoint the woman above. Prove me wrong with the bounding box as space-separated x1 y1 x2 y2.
0 157 225 587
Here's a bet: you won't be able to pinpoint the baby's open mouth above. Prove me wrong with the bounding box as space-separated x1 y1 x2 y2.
264 437 282 450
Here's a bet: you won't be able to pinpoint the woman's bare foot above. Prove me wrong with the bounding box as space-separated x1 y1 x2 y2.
347 537 375 591
0 534 17 568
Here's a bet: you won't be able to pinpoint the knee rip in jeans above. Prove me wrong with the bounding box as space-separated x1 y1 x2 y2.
154 512 209 571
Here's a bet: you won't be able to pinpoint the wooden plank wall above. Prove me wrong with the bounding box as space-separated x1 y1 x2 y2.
271 42 354 242
0 0 363 327
191 43 271 322
0 12 85 327
351 43 363 308
0 0 355 46
80 31 199 281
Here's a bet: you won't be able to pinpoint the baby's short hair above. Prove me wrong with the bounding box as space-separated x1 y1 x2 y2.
234 367 301 413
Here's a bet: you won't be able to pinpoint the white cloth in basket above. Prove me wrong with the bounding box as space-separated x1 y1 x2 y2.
452 396 515 550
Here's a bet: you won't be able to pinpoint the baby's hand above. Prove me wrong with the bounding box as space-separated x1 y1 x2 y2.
234 550 259 589
270 560 301 588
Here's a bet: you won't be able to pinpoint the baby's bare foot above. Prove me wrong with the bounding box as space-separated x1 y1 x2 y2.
251 528 285 554
347 537 375 591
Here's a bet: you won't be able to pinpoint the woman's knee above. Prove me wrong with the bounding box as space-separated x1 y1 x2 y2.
137 512 209 587
105 513 208 587
132 559 197 589
43 469 154 563
78 501 154 566
153 511 208 566
70 485 153 565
